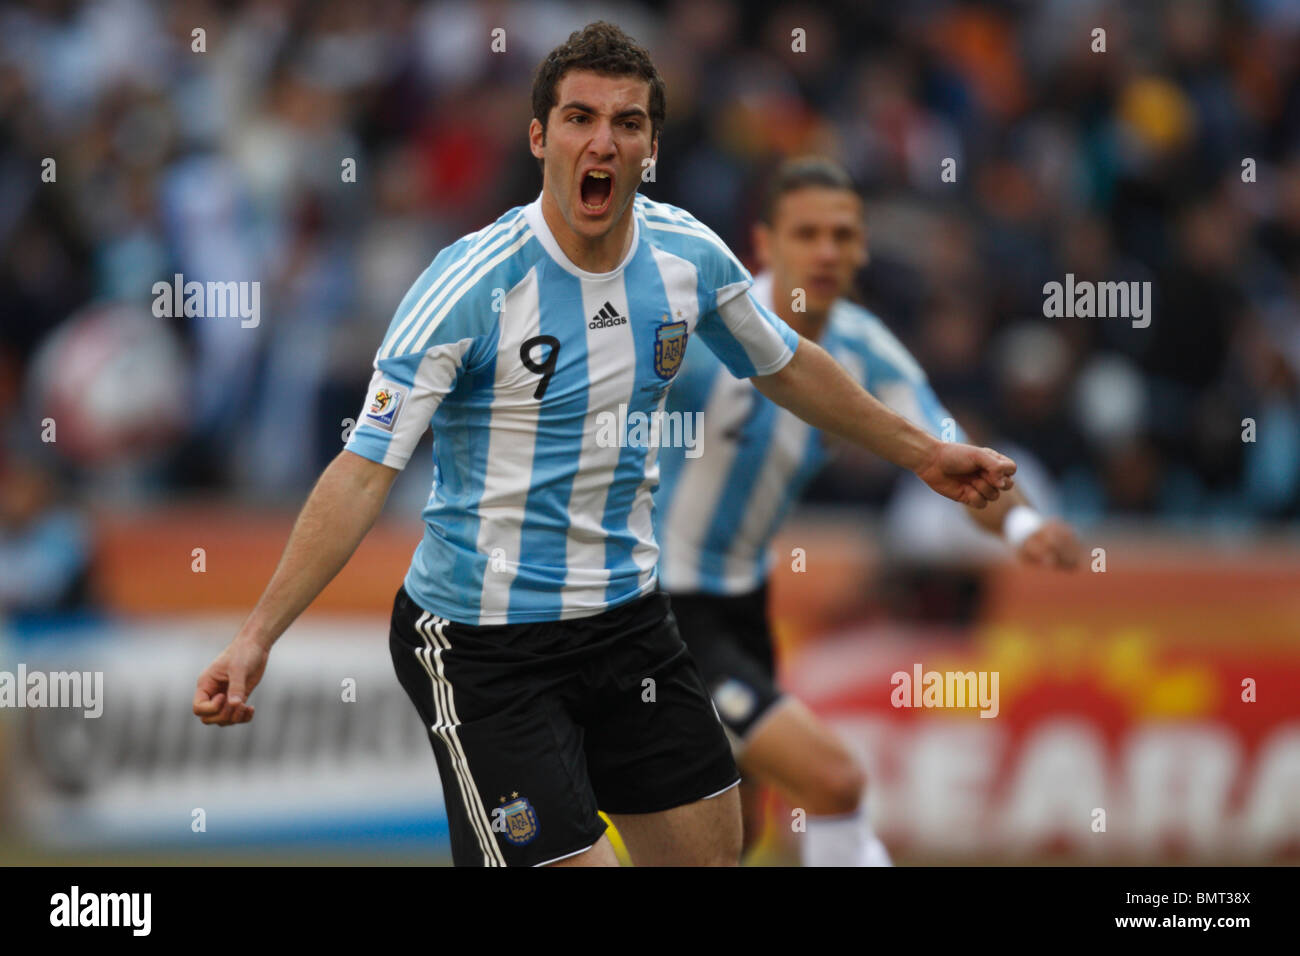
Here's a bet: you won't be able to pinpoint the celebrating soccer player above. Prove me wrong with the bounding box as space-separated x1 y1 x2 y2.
656 156 1082 866
193 23 1017 867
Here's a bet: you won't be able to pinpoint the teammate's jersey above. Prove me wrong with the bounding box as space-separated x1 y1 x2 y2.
345 193 799 625
655 272 961 595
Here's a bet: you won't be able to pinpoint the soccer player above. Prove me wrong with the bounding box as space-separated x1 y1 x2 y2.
655 156 1081 867
192 23 1017 867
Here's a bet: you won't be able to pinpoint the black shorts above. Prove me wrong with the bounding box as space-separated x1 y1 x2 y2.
667 583 784 742
389 585 740 867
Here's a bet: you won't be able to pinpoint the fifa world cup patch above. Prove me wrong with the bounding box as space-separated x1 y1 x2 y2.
364 382 406 432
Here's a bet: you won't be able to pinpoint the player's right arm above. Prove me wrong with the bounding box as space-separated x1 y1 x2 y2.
194 225 505 727
193 450 399 726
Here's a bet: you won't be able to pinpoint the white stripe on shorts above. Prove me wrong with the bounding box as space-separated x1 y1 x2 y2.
414 611 506 866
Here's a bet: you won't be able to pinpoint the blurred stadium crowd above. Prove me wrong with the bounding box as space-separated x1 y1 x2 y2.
1 0 1299 613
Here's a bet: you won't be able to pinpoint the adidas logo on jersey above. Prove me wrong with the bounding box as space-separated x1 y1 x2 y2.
589 302 627 329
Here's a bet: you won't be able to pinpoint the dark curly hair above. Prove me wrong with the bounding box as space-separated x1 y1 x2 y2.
531 21 666 149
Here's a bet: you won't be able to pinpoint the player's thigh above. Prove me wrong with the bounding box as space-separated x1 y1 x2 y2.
607 783 742 867
543 831 621 867
581 598 740 819
578 608 742 863
738 695 866 815
738 778 765 854
582 652 740 816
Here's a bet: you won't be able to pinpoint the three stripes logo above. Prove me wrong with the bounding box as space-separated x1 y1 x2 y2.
589 301 628 329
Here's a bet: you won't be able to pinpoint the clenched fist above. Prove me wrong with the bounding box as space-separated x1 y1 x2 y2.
193 635 270 726
915 443 1017 509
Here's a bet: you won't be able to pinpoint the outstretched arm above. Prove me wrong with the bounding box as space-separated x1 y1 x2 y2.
192 449 400 726
752 336 1016 508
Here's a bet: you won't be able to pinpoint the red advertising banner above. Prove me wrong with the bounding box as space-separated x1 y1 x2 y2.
770 533 1300 862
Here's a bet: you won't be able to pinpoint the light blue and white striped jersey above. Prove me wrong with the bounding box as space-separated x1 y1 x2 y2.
655 272 961 595
345 193 799 625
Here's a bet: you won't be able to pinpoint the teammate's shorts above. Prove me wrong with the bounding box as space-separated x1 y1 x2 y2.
667 583 784 744
389 584 740 867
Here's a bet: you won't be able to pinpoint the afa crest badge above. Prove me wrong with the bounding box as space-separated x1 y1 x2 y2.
654 320 688 379
498 796 539 846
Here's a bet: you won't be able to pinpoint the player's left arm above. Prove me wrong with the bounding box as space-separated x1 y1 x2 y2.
750 335 1014 508
851 317 1082 570
686 219 1011 507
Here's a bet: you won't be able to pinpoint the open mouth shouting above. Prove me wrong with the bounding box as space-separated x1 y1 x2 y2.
579 167 615 216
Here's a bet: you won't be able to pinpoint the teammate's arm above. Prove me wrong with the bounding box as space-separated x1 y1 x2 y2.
192 449 400 726
964 484 1081 569
752 335 1015 508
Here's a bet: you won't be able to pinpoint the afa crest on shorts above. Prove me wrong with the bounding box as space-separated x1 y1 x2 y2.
498 796 539 846
654 320 688 379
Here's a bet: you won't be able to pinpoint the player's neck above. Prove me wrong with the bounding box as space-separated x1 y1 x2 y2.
539 189 634 274
771 283 831 342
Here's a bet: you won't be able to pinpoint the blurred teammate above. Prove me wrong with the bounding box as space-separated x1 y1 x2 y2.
656 157 1081 866
193 24 1017 867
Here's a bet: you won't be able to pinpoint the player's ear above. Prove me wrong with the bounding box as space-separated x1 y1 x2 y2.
529 118 545 159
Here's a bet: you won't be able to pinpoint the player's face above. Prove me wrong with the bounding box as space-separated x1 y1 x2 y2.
755 187 867 315
530 70 657 242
